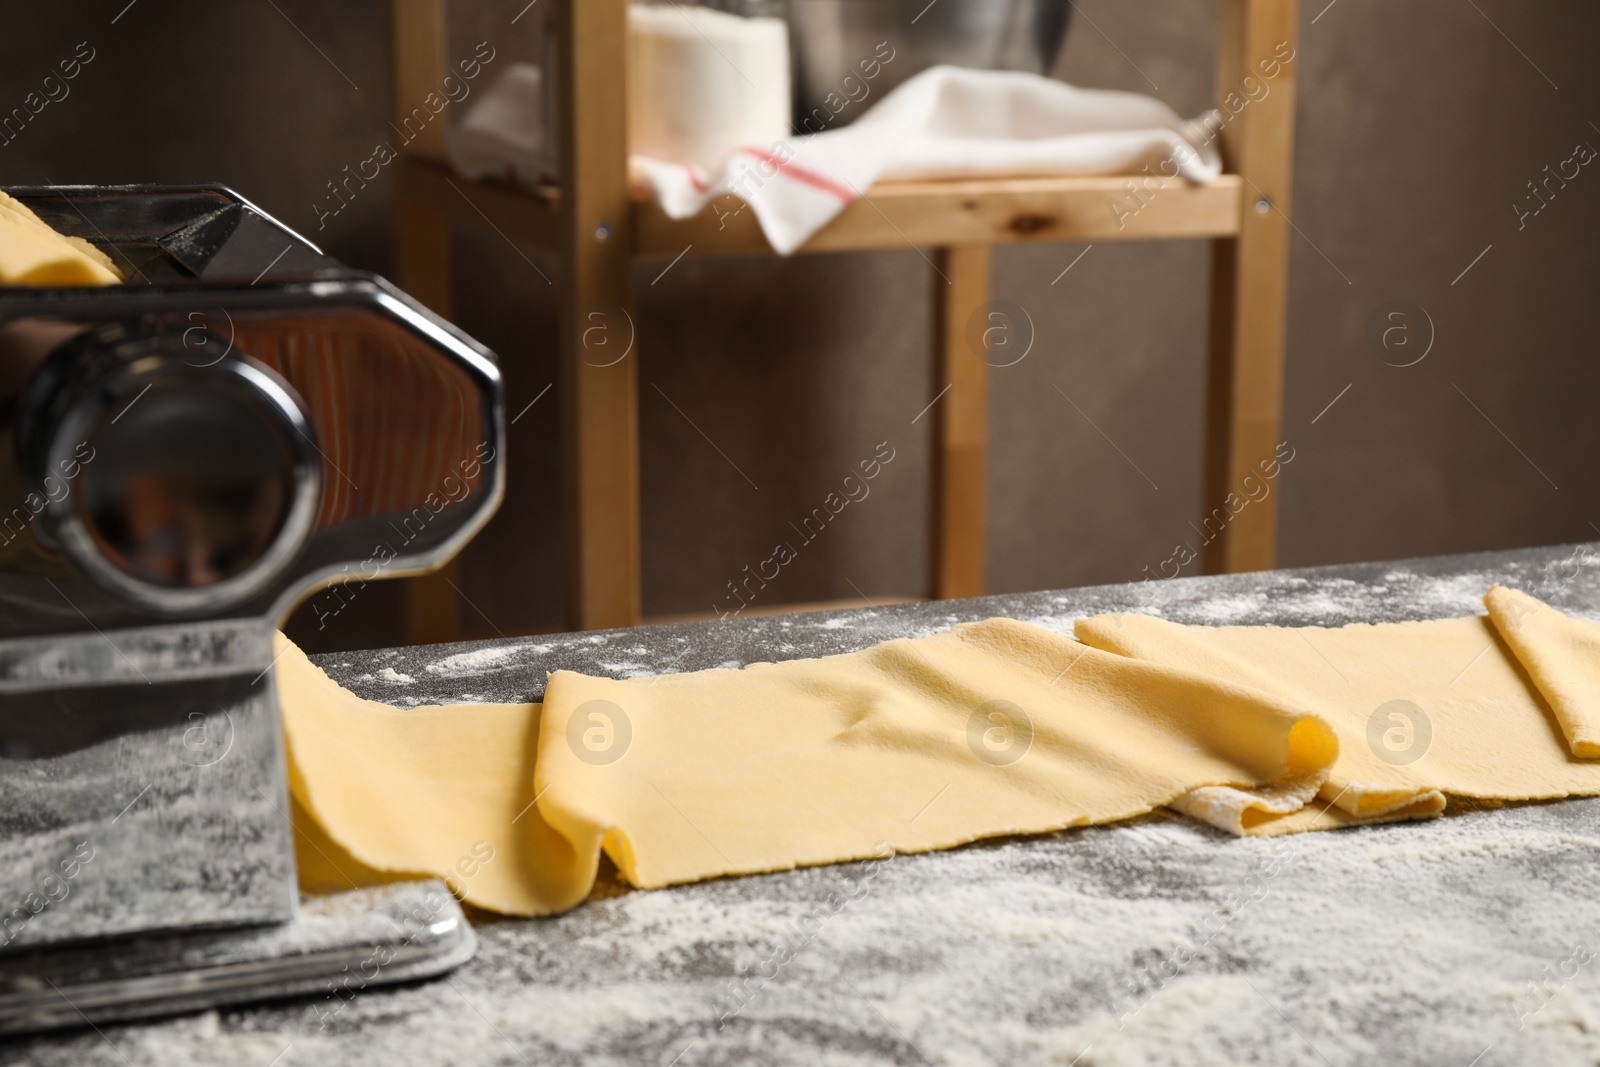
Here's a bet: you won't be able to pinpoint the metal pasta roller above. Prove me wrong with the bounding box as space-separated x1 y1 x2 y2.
0 185 504 1033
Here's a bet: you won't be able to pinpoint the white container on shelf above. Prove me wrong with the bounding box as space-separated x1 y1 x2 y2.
628 3 792 172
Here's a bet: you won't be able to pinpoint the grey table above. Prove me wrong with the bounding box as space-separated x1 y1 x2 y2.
10 543 1600 1067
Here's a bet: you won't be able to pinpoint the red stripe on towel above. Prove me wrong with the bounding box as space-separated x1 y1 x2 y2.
681 163 709 193
734 147 855 202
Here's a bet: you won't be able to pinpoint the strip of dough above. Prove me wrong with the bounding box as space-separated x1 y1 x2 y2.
277 618 1336 915
1484 585 1600 757
279 595 1600 913
274 636 587 915
1075 609 1600 831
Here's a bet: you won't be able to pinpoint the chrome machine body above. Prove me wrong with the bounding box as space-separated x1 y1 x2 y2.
0 185 503 1032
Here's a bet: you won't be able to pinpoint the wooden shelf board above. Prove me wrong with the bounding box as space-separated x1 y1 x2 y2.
397 155 1244 258
638 174 1244 256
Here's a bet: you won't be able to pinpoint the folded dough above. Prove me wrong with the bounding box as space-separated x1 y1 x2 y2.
535 618 1335 896
274 635 583 915
1485 584 1600 758
1075 601 1600 832
277 618 1336 915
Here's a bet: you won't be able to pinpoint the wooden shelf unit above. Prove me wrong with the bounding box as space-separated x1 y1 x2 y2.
390 0 1298 636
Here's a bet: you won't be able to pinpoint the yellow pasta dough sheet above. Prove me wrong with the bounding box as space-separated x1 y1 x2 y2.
1075 588 1600 834
1485 584 1600 757
0 189 120 286
277 587 1600 916
277 618 1335 916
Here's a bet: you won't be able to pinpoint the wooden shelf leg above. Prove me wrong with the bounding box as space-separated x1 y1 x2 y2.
558 0 641 630
931 245 992 600
391 0 448 162
1202 0 1298 574
391 0 461 643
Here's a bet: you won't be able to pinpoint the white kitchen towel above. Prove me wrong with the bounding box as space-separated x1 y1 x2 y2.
635 65 1223 254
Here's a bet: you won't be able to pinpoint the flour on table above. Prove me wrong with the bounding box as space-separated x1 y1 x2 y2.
424 643 551 677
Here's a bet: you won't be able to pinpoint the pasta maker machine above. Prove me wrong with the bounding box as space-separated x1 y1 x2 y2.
0 184 504 1033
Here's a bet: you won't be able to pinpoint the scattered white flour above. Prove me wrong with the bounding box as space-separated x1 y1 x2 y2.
424 643 552 677
557 805 1600 1067
104 801 1585 1067
1289 592 1356 619
1415 570 1496 612
598 661 656 678
1182 590 1271 624
374 668 414 685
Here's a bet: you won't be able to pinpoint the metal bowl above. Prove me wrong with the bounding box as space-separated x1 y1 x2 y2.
711 0 1071 129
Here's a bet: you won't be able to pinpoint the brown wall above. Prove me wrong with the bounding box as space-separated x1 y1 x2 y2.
3 0 1597 651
